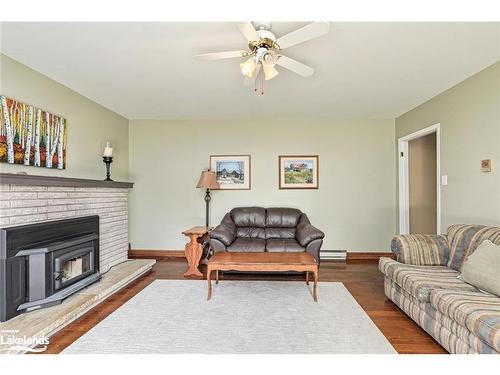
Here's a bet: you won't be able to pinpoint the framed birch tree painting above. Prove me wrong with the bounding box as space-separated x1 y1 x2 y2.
0 95 67 169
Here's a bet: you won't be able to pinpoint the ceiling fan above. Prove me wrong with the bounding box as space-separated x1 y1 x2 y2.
194 21 330 93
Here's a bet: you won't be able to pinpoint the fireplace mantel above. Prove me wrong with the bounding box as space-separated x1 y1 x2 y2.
0 173 134 189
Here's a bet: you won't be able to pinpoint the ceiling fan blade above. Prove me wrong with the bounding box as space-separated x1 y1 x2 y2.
194 51 246 61
238 22 259 42
276 55 314 77
243 64 261 86
275 22 330 50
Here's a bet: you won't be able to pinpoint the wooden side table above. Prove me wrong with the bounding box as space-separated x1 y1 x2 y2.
182 226 212 278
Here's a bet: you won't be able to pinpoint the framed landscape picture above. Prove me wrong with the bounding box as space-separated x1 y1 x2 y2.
0 95 67 169
279 155 319 189
210 155 251 190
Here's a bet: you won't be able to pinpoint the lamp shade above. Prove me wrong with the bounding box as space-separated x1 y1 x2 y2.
196 170 219 189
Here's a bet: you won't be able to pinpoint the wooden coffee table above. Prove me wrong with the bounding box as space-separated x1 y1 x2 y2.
206 252 318 302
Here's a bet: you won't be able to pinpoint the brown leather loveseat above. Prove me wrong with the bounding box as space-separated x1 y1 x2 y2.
208 207 325 263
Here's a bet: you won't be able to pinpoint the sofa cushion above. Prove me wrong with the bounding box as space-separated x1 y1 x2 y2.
430 289 500 352
447 224 500 271
379 258 477 302
231 207 266 228
236 227 266 239
385 277 498 353
266 208 302 228
391 234 449 265
265 227 296 239
461 240 500 297
227 238 266 252
266 239 305 253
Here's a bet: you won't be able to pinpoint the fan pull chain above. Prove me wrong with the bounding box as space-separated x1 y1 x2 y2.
261 67 264 95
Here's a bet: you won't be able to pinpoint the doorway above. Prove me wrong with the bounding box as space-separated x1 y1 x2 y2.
398 124 441 234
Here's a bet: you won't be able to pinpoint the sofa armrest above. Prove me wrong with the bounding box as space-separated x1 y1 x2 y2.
208 238 227 253
305 239 323 265
391 234 450 265
296 223 325 247
209 213 236 246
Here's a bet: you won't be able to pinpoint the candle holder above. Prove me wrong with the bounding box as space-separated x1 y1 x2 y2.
103 156 113 181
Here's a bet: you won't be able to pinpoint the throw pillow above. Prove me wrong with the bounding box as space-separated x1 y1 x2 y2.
460 240 500 297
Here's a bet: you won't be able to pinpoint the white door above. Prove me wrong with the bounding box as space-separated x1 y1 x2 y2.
398 124 441 234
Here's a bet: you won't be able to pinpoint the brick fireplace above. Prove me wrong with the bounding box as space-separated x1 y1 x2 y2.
0 174 157 352
0 176 131 272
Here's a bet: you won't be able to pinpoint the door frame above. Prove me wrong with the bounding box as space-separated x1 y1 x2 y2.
398 123 441 235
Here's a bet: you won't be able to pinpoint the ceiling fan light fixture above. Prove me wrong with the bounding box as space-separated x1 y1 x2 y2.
262 63 279 81
195 21 330 90
240 57 256 77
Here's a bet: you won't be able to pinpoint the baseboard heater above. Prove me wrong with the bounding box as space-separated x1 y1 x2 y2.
320 250 347 261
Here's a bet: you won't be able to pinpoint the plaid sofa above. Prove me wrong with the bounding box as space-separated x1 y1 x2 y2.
379 224 500 354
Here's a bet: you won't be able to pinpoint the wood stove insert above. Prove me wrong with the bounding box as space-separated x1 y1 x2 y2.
0 216 101 322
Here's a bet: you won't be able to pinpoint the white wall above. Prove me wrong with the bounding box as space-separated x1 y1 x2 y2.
129 118 396 252
0 54 129 180
396 61 500 231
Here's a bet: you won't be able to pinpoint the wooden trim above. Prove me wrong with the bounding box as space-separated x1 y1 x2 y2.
128 249 186 259
346 252 395 262
129 249 395 263
0 173 134 189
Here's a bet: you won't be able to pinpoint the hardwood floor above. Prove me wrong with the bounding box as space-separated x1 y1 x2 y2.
41 258 447 354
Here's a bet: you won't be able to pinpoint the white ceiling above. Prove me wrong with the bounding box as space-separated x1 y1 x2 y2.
1 22 499 119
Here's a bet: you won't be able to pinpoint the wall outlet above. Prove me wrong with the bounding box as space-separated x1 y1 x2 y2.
441 175 448 186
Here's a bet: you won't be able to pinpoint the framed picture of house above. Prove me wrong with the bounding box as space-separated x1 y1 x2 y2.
279 155 319 189
210 154 251 190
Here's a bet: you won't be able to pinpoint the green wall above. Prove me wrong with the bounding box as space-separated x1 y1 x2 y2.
0 54 129 180
396 61 500 231
129 118 397 251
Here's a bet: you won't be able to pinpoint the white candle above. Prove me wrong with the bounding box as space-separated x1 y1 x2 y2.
103 141 113 157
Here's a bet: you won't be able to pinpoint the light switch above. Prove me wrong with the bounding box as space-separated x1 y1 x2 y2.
441 175 448 186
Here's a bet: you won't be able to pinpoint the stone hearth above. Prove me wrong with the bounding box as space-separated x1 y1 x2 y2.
0 259 155 354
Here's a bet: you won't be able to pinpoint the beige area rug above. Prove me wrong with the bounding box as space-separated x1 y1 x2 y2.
63 280 396 354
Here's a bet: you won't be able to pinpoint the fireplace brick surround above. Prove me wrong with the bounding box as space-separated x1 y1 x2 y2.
0 174 159 352
0 182 130 273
